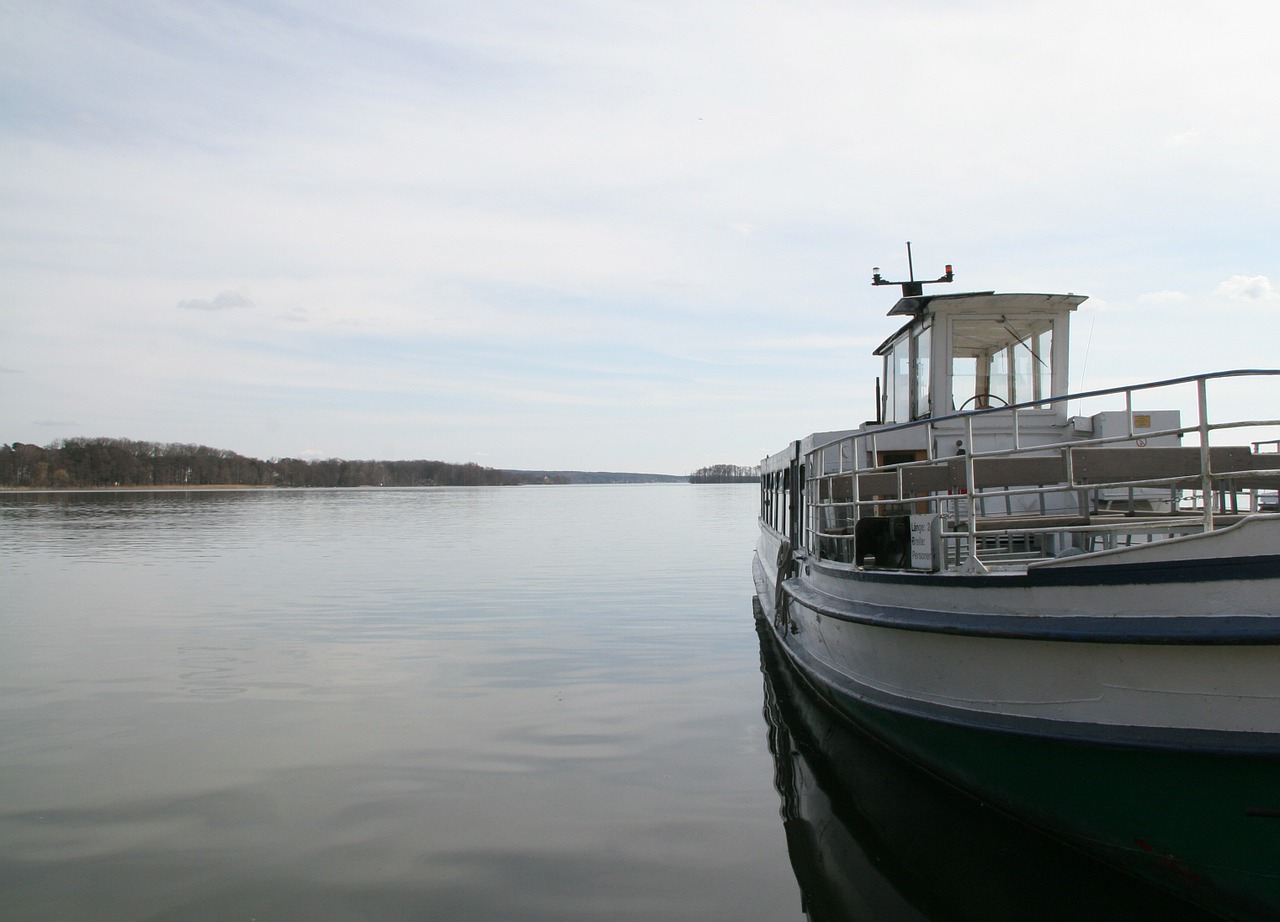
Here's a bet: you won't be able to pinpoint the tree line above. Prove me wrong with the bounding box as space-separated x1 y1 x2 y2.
0 438 523 489
689 463 760 483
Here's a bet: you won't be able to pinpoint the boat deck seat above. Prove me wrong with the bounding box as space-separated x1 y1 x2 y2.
968 514 1093 532
851 447 1280 502
857 455 1069 497
1070 446 1279 484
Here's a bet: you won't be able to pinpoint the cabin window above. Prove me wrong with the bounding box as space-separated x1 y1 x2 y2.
891 337 910 423
1012 323 1053 405
912 324 931 419
951 317 1055 410
881 325 930 423
988 344 1012 405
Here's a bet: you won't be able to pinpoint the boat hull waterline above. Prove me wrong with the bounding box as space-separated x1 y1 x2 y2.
754 526 1280 920
756 616 1233 922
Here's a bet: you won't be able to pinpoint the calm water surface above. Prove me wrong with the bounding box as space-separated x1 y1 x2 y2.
0 485 1223 921
1 485 791 921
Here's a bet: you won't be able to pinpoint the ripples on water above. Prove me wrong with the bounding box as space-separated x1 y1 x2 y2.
0 486 792 921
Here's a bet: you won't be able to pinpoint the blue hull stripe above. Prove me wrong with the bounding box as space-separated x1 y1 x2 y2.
782 567 1280 644
812 553 1280 588
784 576 1280 643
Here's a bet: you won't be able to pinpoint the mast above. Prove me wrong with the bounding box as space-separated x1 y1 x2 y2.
871 242 953 297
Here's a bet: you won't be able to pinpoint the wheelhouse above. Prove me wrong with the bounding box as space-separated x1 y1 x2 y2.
874 292 1081 425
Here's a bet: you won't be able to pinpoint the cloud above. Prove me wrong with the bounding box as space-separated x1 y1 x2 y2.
177 290 254 311
1215 275 1280 302
1136 290 1189 304
6 2 1280 472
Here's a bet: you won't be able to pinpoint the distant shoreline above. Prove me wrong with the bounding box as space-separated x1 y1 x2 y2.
4 439 754 489
0 484 279 492
0 481 713 493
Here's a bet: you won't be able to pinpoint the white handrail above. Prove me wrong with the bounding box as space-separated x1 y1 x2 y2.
791 370 1280 572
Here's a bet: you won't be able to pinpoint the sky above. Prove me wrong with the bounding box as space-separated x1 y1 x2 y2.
3 0 1279 475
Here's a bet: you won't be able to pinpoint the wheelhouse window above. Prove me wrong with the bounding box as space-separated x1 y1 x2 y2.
891 337 910 423
950 317 1054 410
880 321 932 422
912 324 931 419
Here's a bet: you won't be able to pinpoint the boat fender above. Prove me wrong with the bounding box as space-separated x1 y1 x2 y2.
774 538 794 629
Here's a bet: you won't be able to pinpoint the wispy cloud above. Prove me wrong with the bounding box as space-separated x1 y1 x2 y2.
4 1 1280 471
1215 275 1280 302
177 290 254 311
1136 290 1190 304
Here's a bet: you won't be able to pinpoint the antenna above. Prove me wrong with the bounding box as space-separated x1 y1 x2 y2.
872 242 953 297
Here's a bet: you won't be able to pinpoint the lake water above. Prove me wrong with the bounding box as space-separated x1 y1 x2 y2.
0 485 1222 921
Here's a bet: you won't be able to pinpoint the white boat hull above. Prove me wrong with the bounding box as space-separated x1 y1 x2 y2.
755 521 1280 749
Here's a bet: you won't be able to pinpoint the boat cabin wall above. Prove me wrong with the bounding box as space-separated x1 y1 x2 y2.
760 440 806 544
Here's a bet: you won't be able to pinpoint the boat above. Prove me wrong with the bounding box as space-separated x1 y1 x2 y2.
755 619 1225 922
751 251 1280 920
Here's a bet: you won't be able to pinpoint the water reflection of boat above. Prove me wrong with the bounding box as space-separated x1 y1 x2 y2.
756 617 1225 922
753 257 1280 919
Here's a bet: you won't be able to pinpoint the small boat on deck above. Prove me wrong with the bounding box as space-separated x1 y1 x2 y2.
752 254 1280 920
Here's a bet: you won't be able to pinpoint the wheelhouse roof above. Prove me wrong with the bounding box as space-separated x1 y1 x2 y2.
873 291 1087 356
886 291 1087 317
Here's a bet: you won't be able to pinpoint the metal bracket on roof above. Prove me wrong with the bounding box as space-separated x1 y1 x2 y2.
872 241 953 297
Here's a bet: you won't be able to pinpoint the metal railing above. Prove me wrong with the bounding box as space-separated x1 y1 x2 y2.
804 370 1280 573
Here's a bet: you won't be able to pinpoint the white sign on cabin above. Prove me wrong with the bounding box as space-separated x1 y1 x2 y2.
910 514 940 571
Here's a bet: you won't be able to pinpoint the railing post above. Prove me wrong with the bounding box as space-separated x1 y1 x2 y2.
1197 377 1213 532
964 413 979 566
851 440 861 566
